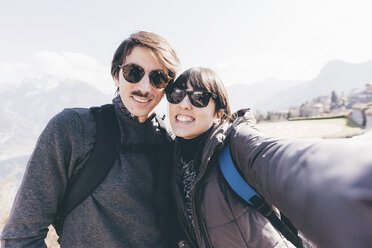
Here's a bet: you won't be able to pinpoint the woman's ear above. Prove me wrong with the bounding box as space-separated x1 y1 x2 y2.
214 109 224 124
217 109 224 119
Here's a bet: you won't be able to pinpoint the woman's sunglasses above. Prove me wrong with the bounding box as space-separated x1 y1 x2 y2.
166 88 217 108
119 63 173 89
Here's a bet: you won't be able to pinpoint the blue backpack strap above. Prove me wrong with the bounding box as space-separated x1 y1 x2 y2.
219 144 263 206
219 144 304 248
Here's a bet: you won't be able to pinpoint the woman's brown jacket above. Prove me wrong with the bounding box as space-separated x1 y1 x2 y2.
172 110 294 248
171 109 372 248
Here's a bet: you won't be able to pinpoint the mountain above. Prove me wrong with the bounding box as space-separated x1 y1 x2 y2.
255 60 372 111
226 79 305 112
0 75 115 125
0 75 114 179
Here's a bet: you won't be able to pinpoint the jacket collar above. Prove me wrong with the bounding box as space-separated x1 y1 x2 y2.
112 95 156 123
197 108 256 175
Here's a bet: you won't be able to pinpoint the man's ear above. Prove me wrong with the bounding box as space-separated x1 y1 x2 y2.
114 76 119 88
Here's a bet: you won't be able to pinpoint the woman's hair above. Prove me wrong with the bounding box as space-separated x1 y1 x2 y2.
169 67 231 121
111 31 179 83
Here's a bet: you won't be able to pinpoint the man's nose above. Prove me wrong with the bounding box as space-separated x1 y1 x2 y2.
136 74 152 92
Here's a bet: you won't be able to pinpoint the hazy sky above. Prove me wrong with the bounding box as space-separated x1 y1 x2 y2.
1 0 372 93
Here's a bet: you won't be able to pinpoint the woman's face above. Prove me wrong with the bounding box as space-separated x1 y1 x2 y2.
169 82 219 139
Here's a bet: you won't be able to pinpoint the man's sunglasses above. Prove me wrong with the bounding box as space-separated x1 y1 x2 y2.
166 88 217 108
119 63 173 89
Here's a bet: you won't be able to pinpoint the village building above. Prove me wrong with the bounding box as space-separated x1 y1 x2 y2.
348 83 372 108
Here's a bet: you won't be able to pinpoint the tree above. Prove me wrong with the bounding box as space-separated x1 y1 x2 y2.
331 90 338 104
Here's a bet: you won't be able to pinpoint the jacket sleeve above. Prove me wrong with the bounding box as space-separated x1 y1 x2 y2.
0 109 91 247
229 117 372 248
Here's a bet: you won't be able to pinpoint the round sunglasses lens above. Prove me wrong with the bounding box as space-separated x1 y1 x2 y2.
123 64 144 83
149 71 170 89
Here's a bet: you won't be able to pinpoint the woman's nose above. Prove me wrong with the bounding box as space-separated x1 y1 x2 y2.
179 94 192 109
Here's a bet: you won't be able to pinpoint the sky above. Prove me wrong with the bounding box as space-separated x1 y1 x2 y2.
1 0 372 94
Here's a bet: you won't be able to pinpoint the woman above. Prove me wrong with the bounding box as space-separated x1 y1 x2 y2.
166 67 372 248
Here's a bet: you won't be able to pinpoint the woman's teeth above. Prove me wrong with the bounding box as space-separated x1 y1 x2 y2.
177 115 193 122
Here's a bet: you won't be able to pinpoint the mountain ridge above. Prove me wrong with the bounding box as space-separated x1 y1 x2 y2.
227 59 372 112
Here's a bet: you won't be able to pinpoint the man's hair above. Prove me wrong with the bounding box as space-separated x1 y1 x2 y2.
168 67 231 121
111 31 179 84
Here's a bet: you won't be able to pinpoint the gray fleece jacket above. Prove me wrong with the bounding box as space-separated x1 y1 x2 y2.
1 104 174 247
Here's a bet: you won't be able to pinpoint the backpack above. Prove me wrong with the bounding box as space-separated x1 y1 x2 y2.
52 104 169 238
219 144 305 248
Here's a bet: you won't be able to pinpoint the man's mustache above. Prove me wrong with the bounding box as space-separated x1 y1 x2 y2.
131 90 152 98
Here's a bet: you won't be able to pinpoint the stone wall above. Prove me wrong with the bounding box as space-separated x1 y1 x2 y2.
352 105 365 126
352 102 372 128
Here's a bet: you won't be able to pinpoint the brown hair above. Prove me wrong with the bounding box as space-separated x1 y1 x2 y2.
168 67 231 121
111 31 179 87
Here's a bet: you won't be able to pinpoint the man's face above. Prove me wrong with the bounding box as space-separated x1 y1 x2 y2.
114 46 166 122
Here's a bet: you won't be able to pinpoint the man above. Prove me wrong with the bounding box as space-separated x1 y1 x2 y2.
1 31 180 247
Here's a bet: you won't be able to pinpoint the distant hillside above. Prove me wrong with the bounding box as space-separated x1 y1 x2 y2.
255 60 372 111
0 75 114 125
226 78 304 112
0 75 114 179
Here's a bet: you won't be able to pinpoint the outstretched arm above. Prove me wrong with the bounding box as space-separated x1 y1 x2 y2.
229 119 372 248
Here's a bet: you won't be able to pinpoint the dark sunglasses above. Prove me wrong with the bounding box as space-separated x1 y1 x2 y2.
166 88 217 108
119 63 173 89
